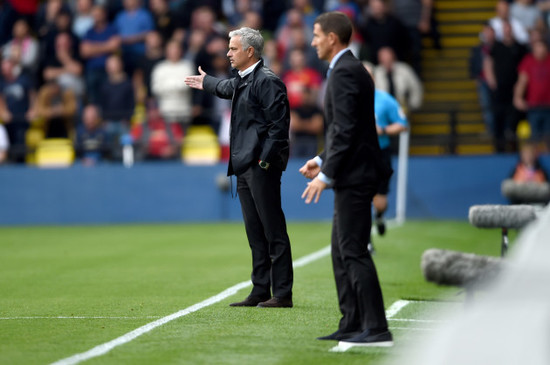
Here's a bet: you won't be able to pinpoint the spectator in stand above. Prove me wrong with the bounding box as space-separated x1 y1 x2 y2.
0 123 9 164
71 0 94 39
35 0 66 40
99 54 135 156
0 0 39 46
359 0 408 64
469 23 496 137
239 10 263 31
221 0 251 28
262 38 280 69
277 0 320 30
75 103 108 165
289 86 324 158
2 19 39 76
134 30 165 105
490 0 530 45
539 0 550 28
510 0 543 33
509 140 549 183
275 8 314 62
43 32 85 101
282 48 322 110
0 58 35 162
235 0 265 28
282 27 327 75
149 0 182 43
80 5 120 104
184 6 225 73
130 100 183 160
41 8 79 69
175 0 224 30
527 27 550 50
485 21 527 152
328 0 361 22
151 40 194 130
514 39 550 149
31 80 77 139
373 47 423 112
183 28 206 65
391 0 434 76
114 0 154 75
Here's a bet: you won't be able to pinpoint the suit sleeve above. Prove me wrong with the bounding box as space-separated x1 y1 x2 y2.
257 77 290 164
322 66 363 180
203 75 235 100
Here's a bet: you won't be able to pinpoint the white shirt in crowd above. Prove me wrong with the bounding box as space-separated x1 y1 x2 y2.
373 62 424 111
151 59 195 123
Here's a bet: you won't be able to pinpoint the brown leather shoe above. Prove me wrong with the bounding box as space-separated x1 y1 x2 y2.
257 297 293 308
229 296 269 307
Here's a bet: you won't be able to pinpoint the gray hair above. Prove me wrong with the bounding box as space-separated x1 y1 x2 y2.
228 27 263 59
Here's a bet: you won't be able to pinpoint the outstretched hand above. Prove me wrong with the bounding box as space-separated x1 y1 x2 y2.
184 66 207 90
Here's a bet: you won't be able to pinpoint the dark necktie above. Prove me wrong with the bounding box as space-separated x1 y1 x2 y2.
386 70 396 97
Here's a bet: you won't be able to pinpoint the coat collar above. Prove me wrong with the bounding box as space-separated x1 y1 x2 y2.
232 58 264 83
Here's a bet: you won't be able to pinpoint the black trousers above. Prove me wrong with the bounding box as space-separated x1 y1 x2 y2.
237 164 293 299
332 185 388 332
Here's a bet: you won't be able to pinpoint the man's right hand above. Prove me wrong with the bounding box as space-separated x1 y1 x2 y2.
184 66 207 90
299 159 321 179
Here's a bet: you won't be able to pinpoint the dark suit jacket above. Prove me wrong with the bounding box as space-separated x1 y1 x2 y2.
320 50 392 188
203 59 290 176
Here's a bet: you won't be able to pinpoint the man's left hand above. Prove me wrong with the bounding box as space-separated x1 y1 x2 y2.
301 177 327 204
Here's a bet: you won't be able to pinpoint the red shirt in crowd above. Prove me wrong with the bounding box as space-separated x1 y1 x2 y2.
282 68 322 109
518 53 550 107
9 0 38 14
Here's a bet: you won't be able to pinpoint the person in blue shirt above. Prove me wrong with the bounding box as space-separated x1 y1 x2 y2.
114 0 154 75
80 5 120 104
365 63 408 252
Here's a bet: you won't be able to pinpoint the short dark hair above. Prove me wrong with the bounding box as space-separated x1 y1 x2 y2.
314 12 353 45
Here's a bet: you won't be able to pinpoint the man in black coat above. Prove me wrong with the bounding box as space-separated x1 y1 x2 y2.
185 27 293 308
300 12 393 346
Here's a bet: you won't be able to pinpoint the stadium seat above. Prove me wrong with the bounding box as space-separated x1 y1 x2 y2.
181 126 220 165
35 138 75 168
24 121 46 164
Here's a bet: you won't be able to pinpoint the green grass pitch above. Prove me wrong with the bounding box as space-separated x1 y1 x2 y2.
0 221 514 364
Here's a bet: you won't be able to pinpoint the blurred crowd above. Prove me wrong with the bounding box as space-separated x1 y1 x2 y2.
0 0 548 166
0 0 432 166
469 0 550 153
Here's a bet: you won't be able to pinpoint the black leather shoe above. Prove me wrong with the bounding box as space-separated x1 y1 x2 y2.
317 330 361 341
229 296 269 307
339 329 393 347
257 297 293 308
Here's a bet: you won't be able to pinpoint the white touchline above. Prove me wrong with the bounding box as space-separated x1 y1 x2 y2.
385 299 411 319
50 245 332 365
293 245 330 268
